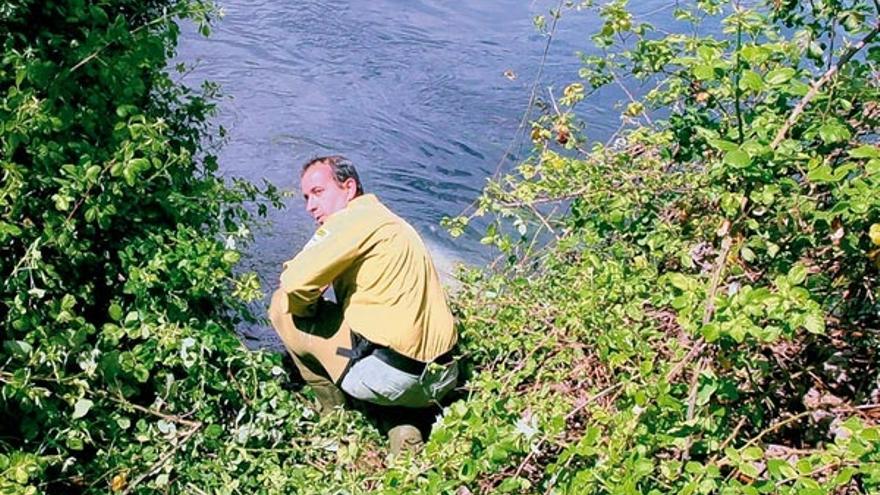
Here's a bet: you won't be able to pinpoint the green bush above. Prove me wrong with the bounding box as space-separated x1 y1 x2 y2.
0 2 316 493
3 0 879 494
433 0 880 493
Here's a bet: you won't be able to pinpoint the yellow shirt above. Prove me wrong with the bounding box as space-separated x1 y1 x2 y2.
279 194 456 362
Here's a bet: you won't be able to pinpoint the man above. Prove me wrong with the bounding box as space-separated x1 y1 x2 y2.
268 155 458 457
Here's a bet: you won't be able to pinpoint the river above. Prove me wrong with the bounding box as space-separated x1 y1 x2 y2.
175 0 675 344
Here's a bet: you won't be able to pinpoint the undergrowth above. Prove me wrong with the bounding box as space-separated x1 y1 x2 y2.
2 0 879 494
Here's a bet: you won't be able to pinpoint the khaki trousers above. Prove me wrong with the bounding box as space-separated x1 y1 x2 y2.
268 289 351 385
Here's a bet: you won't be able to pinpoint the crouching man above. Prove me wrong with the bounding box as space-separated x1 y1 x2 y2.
268 155 458 457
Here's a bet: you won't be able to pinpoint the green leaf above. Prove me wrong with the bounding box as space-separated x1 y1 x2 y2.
796 459 813 475
819 122 852 144
4 340 33 357
108 303 123 321
739 70 764 92
767 459 797 479
708 139 739 152
803 313 825 334
693 65 717 81
129 157 150 172
124 311 139 325
53 194 71 212
741 45 768 64
72 399 94 419
696 382 718 406
742 446 763 461
739 461 760 478
701 323 720 342
849 145 880 159
204 424 224 439
787 264 807 285
85 164 102 181
13 464 30 484
806 165 834 183
0 221 22 238
667 273 694 291
723 149 751 168
765 67 796 85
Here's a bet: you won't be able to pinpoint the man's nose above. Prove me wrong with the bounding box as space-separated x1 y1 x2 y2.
306 197 318 213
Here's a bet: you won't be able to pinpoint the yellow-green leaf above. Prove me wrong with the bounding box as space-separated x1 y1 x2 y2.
870 224 880 246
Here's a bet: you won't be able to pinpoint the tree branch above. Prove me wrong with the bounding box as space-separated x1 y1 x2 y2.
771 21 880 148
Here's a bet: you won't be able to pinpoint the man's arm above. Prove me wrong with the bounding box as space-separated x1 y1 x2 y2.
279 219 368 317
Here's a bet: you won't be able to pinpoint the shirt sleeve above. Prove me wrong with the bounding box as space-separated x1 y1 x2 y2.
279 214 375 317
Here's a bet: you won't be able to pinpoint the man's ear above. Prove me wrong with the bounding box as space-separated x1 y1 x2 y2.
343 178 357 200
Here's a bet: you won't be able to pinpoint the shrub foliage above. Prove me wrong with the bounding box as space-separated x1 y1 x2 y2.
2 0 880 494
437 0 880 493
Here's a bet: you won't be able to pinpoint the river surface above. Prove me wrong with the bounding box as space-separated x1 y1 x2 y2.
175 0 676 344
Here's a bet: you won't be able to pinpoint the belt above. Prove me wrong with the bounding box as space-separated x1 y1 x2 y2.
371 345 456 376
335 331 456 384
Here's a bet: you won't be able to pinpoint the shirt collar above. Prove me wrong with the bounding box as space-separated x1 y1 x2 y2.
321 194 378 225
348 194 378 208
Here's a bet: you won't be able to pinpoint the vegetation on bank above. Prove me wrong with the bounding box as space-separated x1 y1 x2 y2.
2 0 879 494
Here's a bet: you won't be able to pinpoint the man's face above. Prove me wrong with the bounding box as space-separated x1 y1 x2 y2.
301 163 357 225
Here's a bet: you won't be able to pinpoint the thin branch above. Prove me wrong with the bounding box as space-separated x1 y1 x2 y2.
107 394 201 428
68 9 187 73
564 383 623 421
666 234 733 382
527 204 560 240
771 21 880 148
733 6 745 144
739 411 811 451
6 238 42 284
685 356 710 422
455 0 566 219
120 425 201 495
498 186 591 208
610 66 653 126
775 461 851 487
717 416 748 453
676 232 733 464
546 86 563 117
827 18 837 73
512 383 622 479
492 0 565 179
702 234 733 327
500 328 560 390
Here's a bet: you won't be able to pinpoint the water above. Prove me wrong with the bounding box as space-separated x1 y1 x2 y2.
174 0 675 344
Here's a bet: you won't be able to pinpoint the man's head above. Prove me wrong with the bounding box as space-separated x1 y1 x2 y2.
300 155 364 225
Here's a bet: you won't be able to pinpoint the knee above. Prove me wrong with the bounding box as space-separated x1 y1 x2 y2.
268 288 289 322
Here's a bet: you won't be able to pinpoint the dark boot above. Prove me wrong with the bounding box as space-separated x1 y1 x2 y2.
310 380 346 416
290 354 346 417
388 424 423 458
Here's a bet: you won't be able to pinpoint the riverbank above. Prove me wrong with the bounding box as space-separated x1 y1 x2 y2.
2 1 879 493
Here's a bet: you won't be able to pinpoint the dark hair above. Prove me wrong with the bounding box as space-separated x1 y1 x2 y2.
301 155 364 196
